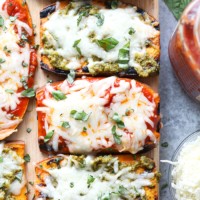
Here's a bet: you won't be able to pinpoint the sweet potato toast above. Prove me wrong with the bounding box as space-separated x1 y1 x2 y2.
0 0 37 140
35 154 159 200
0 141 27 199
36 76 160 154
40 0 160 78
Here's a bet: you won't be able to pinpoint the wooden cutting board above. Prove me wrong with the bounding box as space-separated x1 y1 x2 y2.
8 0 159 198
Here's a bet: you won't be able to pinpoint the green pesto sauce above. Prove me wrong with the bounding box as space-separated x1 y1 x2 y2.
0 148 24 200
134 53 159 77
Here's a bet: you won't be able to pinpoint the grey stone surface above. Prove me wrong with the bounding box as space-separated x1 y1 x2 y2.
159 0 200 199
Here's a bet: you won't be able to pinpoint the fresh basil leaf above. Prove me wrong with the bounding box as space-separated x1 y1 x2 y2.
24 154 30 163
61 121 70 129
112 113 125 128
22 61 28 67
0 58 5 63
26 128 32 133
96 37 119 52
95 13 104 26
52 90 66 101
111 125 122 145
5 89 14 94
21 88 35 98
67 69 75 84
128 27 135 35
164 0 191 20
111 0 119 9
70 182 74 188
87 175 95 187
83 127 87 132
9 16 17 22
29 181 34 186
70 110 91 122
73 39 82 55
15 170 23 182
118 185 127 195
0 157 3 163
0 15 4 27
44 130 54 143
21 34 28 41
118 41 130 69
77 4 92 25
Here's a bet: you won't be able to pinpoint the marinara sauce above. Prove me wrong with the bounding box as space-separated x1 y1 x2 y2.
169 0 200 102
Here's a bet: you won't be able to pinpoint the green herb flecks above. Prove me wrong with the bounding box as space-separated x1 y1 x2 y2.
21 88 35 98
0 15 4 27
111 125 122 145
87 175 95 188
24 154 30 163
118 41 130 69
52 90 66 101
112 113 125 129
61 121 70 129
95 13 104 26
70 110 91 122
44 130 55 143
73 39 82 55
96 37 119 52
67 69 75 84
5 89 14 94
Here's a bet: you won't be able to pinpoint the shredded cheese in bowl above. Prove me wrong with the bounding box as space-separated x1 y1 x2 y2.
169 131 200 200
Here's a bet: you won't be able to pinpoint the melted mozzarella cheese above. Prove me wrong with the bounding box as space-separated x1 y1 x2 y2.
0 2 31 130
36 155 155 200
0 142 25 196
172 136 200 200
37 77 158 154
42 3 159 70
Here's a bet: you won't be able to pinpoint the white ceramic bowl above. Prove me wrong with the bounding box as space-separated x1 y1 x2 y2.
168 130 200 200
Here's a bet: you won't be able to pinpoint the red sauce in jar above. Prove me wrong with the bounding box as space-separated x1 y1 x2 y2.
169 0 200 102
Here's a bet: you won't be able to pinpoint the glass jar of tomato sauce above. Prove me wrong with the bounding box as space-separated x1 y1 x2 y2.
169 0 200 102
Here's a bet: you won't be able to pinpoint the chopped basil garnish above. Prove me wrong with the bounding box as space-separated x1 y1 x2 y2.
87 175 95 188
9 16 17 22
83 127 87 132
0 15 4 27
52 90 66 101
111 0 119 9
77 4 92 26
32 44 40 50
29 181 34 186
161 142 168 148
73 39 82 55
22 61 28 67
95 13 104 26
24 154 30 163
3 46 11 53
111 125 122 145
44 130 54 143
15 170 23 182
96 37 119 52
70 182 74 188
67 69 75 84
0 58 5 63
21 88 35 98
70 110 91 122
20 76 28 89
128 27 135 35
0 157 3 163
118 185 127 195
118 41 130 69
125 108 134 116
112 113 125 128
47 79 53 83
26 128 32 133
61 121 70 129
21 34 28 41
5 89 14 94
